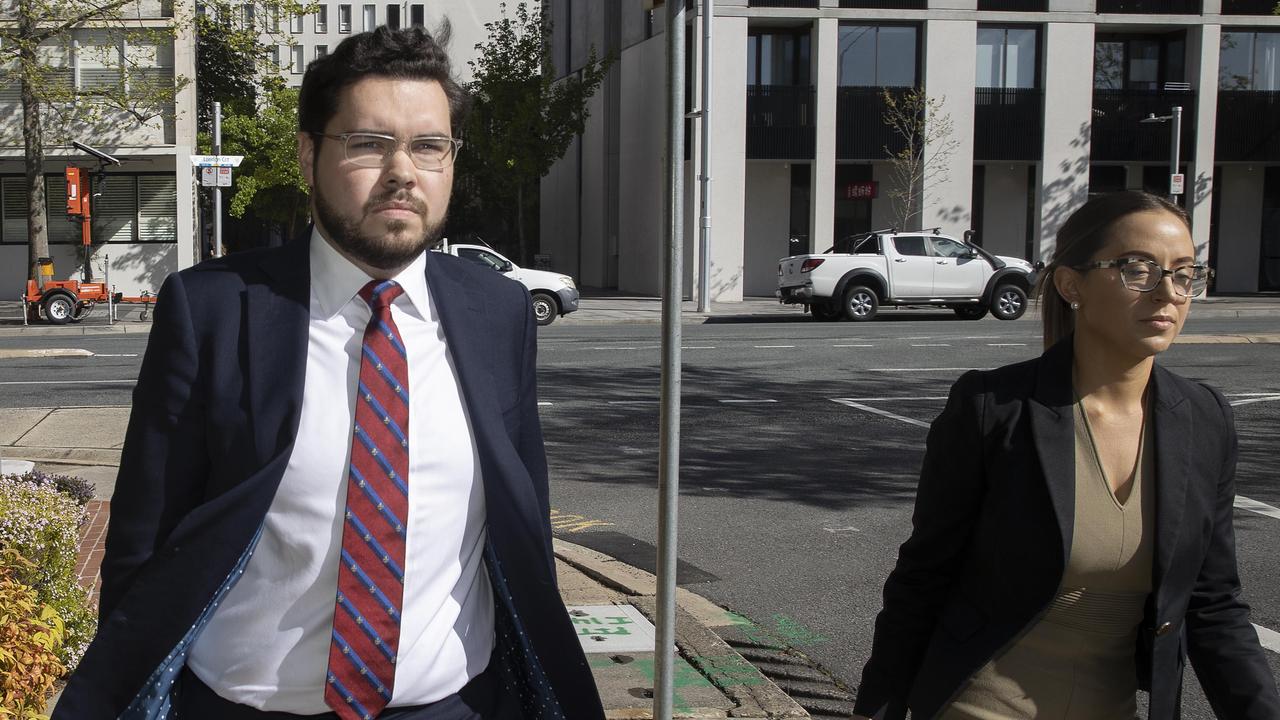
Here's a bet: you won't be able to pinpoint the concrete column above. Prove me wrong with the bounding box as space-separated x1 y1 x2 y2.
709 15 747 302
1216 166 1263 293
1187 24 1220 267
1035 22 1095 263
922 19 976 236
810 18 838 254
174 0 197 270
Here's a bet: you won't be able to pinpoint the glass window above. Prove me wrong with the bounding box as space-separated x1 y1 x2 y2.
457 248 508 270
291 45 304 74
1221 32 1254 89
410 4 425 26
838 25 916 87
241 4 255 29
1005 29 1036 88
362 4 375 31
315 5 328 33
930 238 968 257
77 30 122 92
894 236 928 256
1094 41 1124 89
315 45 328 60
94 176 136 244
976 28 1005 88
1129 40 1159 90
1256 32 1280 91
338 5 352 33
747 31 810 86
138 176 177 242
386 4 399 29
1 177 27 244
290 13 304 33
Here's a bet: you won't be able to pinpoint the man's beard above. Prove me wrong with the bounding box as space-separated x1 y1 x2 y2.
312 181 445 271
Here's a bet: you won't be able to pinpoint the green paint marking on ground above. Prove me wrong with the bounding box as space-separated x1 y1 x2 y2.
694 654 766 689
770 613 829 646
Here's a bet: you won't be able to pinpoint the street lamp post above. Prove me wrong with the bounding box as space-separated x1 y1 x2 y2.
1140 105 1182 203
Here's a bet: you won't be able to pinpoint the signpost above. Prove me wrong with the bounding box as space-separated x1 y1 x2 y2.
1170 172 1185 197
189 137 244 257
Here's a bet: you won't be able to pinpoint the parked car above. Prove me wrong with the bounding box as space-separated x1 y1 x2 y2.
776 228 1041 322
435 240 579 326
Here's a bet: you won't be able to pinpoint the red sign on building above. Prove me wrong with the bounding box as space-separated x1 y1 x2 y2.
845 181 878 200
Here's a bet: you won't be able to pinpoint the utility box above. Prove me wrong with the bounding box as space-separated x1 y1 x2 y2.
65 167 83 214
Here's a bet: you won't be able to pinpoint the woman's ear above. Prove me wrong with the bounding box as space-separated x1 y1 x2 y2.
1053 266 1082 306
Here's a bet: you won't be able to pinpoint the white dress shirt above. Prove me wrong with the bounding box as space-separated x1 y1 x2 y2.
188 230 495 711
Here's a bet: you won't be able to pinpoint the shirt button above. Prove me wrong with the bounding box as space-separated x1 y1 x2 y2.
1155 621 1174 637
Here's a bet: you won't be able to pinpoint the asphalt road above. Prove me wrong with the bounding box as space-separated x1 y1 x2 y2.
2 311 1278 717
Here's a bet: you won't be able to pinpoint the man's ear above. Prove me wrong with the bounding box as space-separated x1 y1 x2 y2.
298 132 316 188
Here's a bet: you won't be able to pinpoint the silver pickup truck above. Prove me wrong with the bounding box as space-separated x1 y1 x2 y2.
777 228 1040 322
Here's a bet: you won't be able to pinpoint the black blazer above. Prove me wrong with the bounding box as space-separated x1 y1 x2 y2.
853 337 1280 720
54 235 605 719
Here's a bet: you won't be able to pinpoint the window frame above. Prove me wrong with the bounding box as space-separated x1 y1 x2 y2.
338 4 352 33
975 24 1040 90
836 23 921 88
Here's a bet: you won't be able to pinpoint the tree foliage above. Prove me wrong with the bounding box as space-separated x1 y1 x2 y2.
220 84 309 239
454 1 610 263
881 87 960 232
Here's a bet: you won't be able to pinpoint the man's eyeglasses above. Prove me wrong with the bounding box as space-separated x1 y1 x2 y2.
313 132 463 171
1074 257 1212 298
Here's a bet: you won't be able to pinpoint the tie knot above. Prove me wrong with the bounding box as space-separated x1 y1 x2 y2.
359 280 404 312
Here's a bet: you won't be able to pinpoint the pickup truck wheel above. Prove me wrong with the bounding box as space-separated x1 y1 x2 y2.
810 302 841 322
531 292 558 326
991 284 1028 321
842 285 879 322
954 304 988 320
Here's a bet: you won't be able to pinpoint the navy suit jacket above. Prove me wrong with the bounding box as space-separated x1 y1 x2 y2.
853 336 1280 720
54 235 605 719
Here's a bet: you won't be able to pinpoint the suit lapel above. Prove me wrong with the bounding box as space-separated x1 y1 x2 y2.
1028 337 1077 564
1150 365 1191 593
247 234 311 465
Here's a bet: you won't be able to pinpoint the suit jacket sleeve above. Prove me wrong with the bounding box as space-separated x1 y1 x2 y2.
854 370 989 717
1185 386 1280 718
513 291 556 572
99 272 209 621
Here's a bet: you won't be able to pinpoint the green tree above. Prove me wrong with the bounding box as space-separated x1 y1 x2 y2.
455 1 610 263
220 84 310 239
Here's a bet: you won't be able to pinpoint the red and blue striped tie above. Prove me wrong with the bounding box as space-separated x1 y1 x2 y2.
326 280 410 720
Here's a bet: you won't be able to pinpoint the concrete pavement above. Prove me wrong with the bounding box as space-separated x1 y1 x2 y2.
2 407 809 719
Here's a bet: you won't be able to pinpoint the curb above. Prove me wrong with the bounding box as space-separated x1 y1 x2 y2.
0 446 122 466
554 539 809 719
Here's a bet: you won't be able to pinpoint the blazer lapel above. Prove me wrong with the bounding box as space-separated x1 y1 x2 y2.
1150 365 1191 594
247 234 311 465
1028 337 1077 564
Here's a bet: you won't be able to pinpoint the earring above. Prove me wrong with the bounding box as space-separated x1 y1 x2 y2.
1070 301 1080 311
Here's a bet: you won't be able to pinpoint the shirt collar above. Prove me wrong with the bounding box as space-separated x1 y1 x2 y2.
309 226 432 321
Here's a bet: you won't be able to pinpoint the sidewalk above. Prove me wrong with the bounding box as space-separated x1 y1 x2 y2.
1 407 809 719
2 291 1277 336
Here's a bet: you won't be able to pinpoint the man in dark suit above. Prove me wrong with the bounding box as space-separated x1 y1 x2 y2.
54 25 604 720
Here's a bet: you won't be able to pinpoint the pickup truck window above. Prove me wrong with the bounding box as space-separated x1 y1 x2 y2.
929 238 969 258
457 247 507 271
851 235 881 254
893 236 929 256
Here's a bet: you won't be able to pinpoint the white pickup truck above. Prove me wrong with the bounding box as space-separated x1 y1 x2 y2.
435 240 580 325
776 228 1040 321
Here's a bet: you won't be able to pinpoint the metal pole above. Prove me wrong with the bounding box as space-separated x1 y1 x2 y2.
655 1 686 718
1169 105 1182 204
106 252 114 325
214 101 223 258
697 0 713 313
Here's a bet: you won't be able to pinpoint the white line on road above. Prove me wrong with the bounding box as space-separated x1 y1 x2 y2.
719 399 778 404
837 396 949 402
1230 395 1280 407
1255 624 1280 654
682 346 716 350
833 344 875 348
93 353 140 358
0 380 135 385
537 402 554 406
589 346 637 351
911 344 952 347
866 367 991 372
753 345 796 349
830 399 931 428
607 400 660 405
1235 496 1280 520
988 343 1028 347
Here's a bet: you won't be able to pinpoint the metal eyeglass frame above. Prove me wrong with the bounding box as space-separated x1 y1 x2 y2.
311 132 464 171
1073 257 1213 298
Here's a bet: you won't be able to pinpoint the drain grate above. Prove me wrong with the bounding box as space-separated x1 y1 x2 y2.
721 636 859 719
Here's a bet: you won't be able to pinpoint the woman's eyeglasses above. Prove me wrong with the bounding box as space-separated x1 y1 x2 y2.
1074 257 1212 298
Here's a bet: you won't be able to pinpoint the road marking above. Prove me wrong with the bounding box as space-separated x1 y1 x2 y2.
549 508 614 533
833 344 875 348
830 399 931 428
607 400 660 405
682 346 716 350
988 343 1027 347
911 343 951 347
1230 395 1280 407
0 348 94 359
823 526 861 535
1235 496 1280 520
865 367 990 372
0 380 135 385
718 399 778 404
753 345 795 349
838 396 948 402
537 402 554 406
93 353 139 358
590 346 637 350
898 336 933 340
1255 624 1280 654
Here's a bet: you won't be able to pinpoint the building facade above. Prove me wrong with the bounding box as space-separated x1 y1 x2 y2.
0 0 197 297
541 0 1280 300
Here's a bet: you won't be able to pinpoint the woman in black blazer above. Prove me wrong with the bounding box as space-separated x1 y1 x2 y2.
852 192 1280 720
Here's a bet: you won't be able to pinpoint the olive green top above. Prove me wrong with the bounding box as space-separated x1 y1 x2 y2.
939 398 1154 720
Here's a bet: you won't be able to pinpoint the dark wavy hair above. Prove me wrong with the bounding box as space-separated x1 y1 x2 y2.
298 22 471 137
1035 191 1190 349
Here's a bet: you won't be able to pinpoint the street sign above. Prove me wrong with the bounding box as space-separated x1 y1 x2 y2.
200 167 217 187
216 167 233 187
190 154 244 167
1170 173 1185 196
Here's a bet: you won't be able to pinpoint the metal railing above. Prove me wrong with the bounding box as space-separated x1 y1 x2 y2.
747 0 818 7
1216 91 1280 161
974 88 1043 161
1091 88 1197 162
978 0 1048 9
1095 0 1202 13
839 0 927 8
746 84 816 159
836 86 910 160
1220 0 1280 13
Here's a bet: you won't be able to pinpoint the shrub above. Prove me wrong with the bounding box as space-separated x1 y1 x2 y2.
0 477 95 671
8 471 94 509
0 550 65 720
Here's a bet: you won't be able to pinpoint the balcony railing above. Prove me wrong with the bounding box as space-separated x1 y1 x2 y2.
748 0 818 7
1216 91 1280 161
836 86 911 160
1221 0 1279 13
974 88 1043 161
1091 89 1196 162
746 85 816 160
1096 0 1202 13
839 0 927 8
978 0 1048 9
